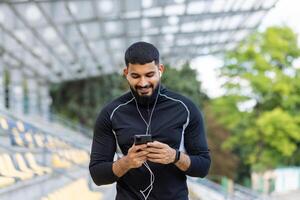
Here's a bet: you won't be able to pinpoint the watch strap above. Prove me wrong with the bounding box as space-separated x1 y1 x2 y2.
173 149 181 164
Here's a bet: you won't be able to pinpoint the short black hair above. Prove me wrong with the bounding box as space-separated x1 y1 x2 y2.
124 41 159 67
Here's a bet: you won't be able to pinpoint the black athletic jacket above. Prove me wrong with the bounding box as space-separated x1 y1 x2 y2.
89 85 211 200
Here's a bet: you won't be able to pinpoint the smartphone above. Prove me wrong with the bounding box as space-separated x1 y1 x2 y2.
134 134 152 145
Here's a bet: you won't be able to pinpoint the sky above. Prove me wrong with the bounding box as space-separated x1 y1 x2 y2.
191 0 300 98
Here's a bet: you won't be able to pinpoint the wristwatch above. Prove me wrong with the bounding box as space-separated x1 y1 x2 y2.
173 149 181 164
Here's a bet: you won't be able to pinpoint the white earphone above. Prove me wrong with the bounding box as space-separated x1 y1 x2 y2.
159 71 162 77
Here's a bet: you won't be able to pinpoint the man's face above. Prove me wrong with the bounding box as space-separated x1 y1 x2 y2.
124 61 164 97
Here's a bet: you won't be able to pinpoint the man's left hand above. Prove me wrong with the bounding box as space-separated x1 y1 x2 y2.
146 141 176 164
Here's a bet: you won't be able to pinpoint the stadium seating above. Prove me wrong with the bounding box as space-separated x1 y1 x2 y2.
0 176 15 188
41 178 102 200
51 153 72 169
0 153 33 180
14 153 44 176
51 148 89 169
0 110 95 200
0 114 72 150
24 153 52 174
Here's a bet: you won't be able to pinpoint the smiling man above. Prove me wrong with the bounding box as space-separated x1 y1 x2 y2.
125 60 159 95
89 41 211 200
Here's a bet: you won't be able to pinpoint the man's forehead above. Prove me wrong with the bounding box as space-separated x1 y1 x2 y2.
127 61 158 73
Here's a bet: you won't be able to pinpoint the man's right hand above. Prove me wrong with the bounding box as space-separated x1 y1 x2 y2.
125 144 148 168
112 143 148 177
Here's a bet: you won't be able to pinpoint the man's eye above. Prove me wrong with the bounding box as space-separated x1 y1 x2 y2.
131 75 139 78
146 73 154 77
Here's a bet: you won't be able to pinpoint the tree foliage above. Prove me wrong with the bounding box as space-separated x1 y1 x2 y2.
212 26 300 172
162 62 208 106
50 73 127 128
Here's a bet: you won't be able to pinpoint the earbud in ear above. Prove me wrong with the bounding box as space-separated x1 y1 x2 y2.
159 71 162 77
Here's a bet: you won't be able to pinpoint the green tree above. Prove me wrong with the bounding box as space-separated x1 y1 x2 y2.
162 62 208 106
212 26 300 173
50 72 127 130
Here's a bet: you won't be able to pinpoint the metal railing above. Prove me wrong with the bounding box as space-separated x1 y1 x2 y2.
233 184 272 200
189 178 272 200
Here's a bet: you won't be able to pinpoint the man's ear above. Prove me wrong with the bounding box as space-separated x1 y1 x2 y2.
123 67 128 78
159 64 164 77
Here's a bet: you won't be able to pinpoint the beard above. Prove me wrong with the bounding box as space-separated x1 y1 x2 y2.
136 84 153 96
130 83 159 105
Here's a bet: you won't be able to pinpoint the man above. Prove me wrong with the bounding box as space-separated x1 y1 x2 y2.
89 41 210 200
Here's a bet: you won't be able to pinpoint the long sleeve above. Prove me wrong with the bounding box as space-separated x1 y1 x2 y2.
89 107 119 185
183 103 211 177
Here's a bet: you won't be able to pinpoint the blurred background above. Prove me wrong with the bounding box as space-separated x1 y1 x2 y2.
0 0 300 200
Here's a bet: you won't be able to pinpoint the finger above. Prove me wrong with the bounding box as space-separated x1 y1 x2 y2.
140 156 148 162
133 144 148 152
147 153 164 159
136 155 147 161
137 157 148 166
147 158 165 164
128 144 135 153
146 147 163 153
136 150 149 157
147 141 166 148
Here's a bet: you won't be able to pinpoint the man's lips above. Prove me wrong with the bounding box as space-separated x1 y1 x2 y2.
137 87 151 94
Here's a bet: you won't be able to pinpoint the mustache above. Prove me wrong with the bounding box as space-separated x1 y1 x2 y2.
136 85 152 89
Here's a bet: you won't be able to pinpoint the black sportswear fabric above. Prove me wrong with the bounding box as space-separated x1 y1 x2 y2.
89 85 210 200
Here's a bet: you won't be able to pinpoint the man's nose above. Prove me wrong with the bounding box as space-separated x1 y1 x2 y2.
138 77 148 87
